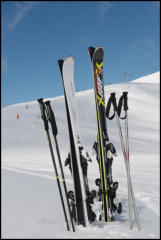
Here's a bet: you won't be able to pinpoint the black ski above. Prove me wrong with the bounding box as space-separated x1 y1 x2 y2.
88 46 110 222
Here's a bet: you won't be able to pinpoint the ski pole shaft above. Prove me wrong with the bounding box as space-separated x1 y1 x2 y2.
129 175 141 231
115 113 132 230
125 111 141 231
46 131 70 231
45 100 75 232
122 95 132 230
53 136 76 232
37 98 70 231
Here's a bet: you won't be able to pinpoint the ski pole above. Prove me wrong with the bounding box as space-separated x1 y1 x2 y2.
109 93 132 230
114 92 141 231
106 93 141 231
122 92 141 231
118 92 132 230
37 98 70 232
45 100 76 232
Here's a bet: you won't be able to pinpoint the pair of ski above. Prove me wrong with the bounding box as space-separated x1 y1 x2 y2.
57 46 116 227
37 98 75 232
106 92 141 231
38 46 140 230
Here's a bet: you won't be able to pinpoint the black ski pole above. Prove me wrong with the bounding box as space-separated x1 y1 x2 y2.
45 100 76 232
37 98 70 231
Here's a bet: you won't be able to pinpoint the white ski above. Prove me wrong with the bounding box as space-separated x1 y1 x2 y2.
62 56 89 226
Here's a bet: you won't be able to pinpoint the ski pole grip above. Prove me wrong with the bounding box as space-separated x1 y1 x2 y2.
106 92 117 120
37 98 49 131
45 101 58 136
123 91 128 111
110 92 117 111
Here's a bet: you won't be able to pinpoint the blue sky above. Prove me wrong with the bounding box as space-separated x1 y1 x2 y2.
2 1 160 107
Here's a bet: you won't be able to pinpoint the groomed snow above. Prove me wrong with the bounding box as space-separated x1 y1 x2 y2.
2 71 160 238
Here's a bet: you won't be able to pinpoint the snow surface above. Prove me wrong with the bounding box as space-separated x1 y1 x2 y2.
2 71 160 238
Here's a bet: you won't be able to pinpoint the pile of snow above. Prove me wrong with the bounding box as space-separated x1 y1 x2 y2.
2 71 160 238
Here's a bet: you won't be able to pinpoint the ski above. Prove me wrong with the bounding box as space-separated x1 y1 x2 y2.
58 57 89 227
88 46 110 222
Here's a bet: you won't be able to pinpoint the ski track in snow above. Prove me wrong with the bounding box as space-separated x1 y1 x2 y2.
2 71 160 238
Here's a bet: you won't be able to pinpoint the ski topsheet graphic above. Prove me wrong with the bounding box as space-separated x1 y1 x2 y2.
58 57 89 227
88 46 110 222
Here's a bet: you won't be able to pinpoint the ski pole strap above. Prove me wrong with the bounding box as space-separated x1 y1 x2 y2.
106 92 117 120
37 98 49 131
45 101 58 136
117 91 128 119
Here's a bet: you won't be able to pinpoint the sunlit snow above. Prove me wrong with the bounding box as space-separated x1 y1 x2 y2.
2 71 160 238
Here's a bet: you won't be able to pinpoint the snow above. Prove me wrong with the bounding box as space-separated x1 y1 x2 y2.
2 71 160 238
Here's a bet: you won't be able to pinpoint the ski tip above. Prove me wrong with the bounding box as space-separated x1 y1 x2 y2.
95 46 104 53
88 46 104 60
88 46 95 60
99 46 104 52
88 46 104 51
88 46 95 50
63 56 74 67
88 46 95 53
64 55 74 62
58 59 64 70
58 59 64 64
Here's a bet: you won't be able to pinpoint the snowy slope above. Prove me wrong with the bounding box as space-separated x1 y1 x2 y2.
2 71 160 238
